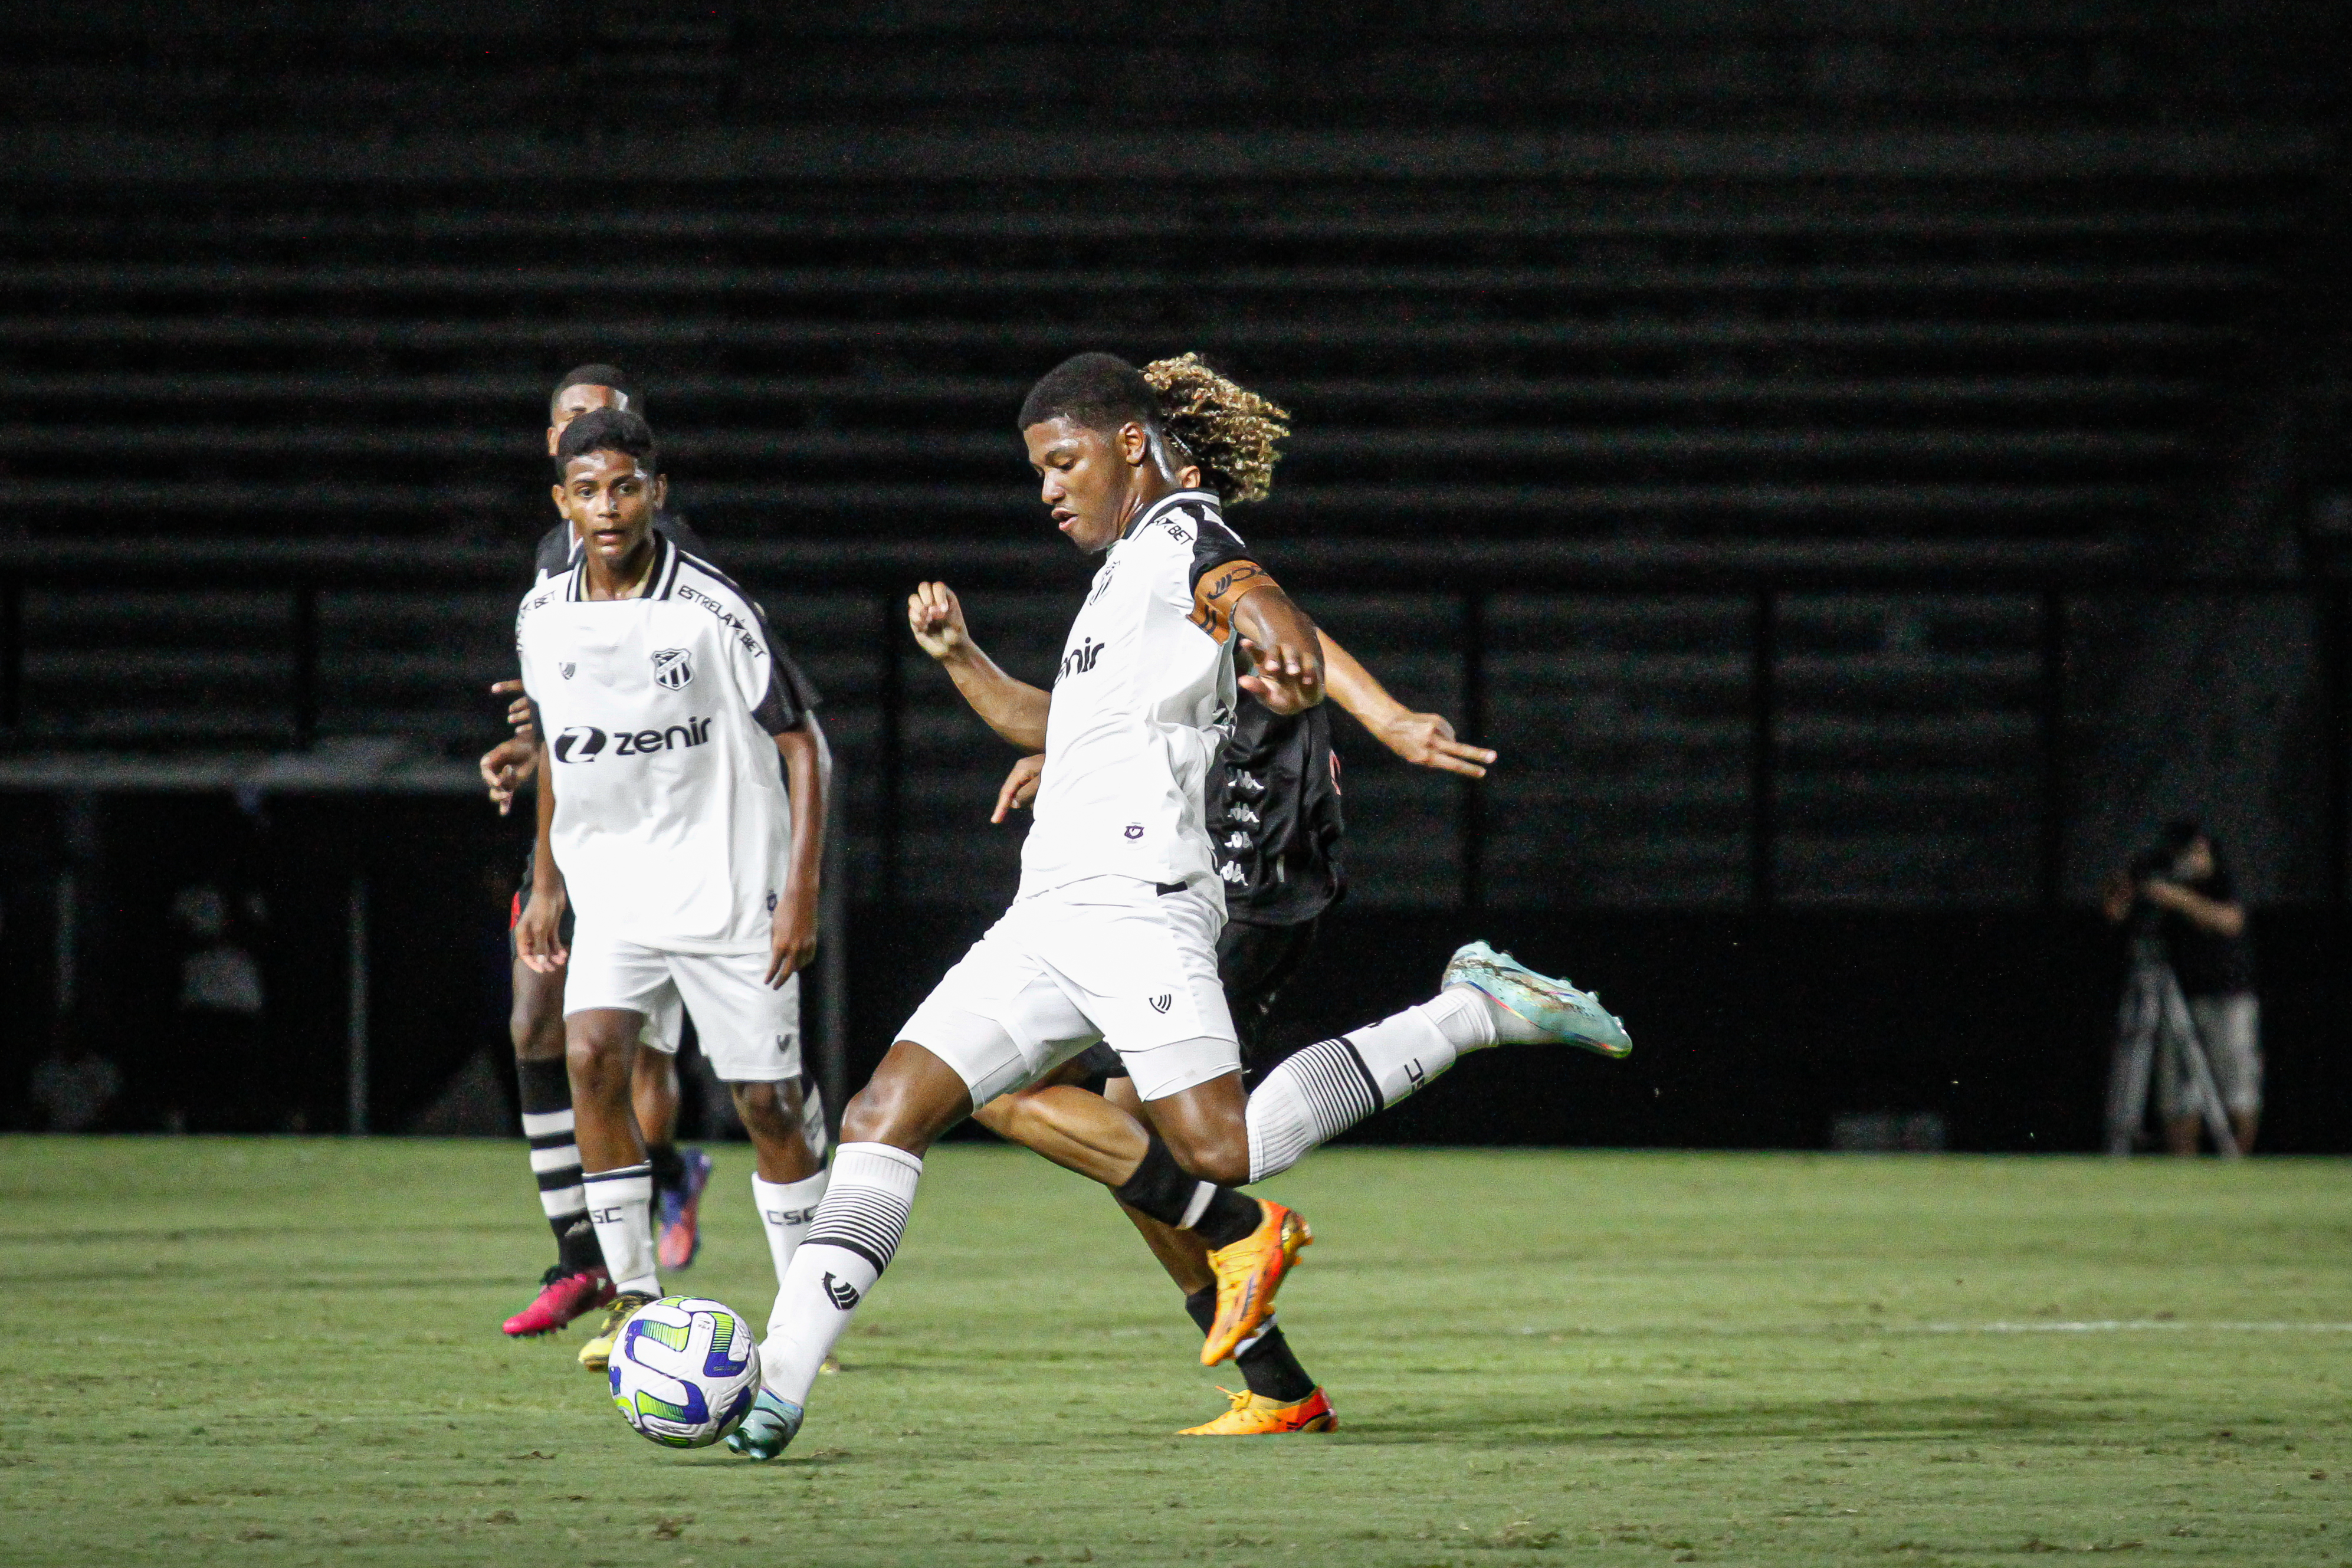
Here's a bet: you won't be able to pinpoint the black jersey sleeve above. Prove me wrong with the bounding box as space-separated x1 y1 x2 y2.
747 599 823 736
1186 511 1280 645
657 511 714 563
530 523 571 581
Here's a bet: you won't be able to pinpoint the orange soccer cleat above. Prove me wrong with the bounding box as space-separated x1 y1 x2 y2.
1180 1386 1338 1436
1199 1198 1312 1366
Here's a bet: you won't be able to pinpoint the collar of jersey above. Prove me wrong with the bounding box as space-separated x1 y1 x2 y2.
567 529 678 603
1120 488 1220 543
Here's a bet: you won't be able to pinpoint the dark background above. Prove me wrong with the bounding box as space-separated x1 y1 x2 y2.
2 0 2348 1149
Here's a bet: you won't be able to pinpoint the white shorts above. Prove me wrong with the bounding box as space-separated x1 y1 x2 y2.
900 875 1238 1106
565 928 801 1084
2160 992 2262 1118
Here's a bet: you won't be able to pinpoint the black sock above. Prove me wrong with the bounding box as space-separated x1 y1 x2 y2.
1110 1137 1261 1248
1184 1287 1318 1403
1112 1136 1206 1227
1189 1186 1261 1248
647 1142 685 1199
557 1215 603 1273
516 1058 589 1255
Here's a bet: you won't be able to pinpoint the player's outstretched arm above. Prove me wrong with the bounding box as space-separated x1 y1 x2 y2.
991 753 1045 823
1231 584 1325 714
907 580 1051 750
1318 631 1497 778
767 716 832 988
516 740 569 972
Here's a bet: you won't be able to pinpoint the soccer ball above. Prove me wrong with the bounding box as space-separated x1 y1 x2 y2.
606 1295 762 1448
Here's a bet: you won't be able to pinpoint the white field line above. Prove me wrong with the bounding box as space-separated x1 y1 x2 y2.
1925 1321 2352 1334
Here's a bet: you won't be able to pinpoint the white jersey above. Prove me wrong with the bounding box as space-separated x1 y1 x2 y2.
517 533 818 952
1018 488 1272 907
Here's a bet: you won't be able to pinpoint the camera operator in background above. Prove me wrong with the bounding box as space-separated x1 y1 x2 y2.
2101 819 2259 1156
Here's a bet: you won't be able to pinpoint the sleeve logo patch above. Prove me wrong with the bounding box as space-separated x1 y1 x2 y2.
651 648 695 689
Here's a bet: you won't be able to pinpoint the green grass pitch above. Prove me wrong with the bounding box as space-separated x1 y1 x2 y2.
3 1139 2348 1567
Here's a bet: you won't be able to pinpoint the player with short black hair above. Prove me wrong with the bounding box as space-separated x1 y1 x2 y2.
514 408 835 1372
485 370 757 1340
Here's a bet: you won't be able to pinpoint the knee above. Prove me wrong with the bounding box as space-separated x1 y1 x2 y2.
564 1027 628 1097
838 1041 969 1150
1162 1126 1251 1189
510 989 563 1059
728 1079 793 1135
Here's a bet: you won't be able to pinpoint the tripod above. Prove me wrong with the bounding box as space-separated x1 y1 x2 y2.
2104 938 2240 1158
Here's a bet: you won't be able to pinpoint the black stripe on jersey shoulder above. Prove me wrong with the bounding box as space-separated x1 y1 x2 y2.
1123 488 1224 544
664 549 823 729
649 530 684 601
667 544 753 605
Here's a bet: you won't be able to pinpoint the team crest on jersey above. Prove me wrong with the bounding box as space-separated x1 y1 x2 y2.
651 648 694 690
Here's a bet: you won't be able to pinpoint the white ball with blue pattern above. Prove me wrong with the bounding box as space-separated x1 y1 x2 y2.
607 1295 762 1448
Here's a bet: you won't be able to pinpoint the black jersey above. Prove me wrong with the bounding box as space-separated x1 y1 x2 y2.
2161 867 2256 996
1206 698 1344 927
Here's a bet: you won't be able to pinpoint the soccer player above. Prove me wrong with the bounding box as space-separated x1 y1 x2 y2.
731 353 1623 1462
486 368 728 1339
512 408 834 1372
969 355 1621 1435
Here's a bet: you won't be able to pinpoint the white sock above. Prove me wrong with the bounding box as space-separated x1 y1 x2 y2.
1245 993 1477 1183
757 1142 921 1406
753 1169 831 1334
582 1164 660 1297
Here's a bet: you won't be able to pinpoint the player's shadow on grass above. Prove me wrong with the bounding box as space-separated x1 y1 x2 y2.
1343 1394 2098 1447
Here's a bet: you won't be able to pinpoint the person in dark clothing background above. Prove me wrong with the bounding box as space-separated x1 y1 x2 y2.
2102 818 2259 1155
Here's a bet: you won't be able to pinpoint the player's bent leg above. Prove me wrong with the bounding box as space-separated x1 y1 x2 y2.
1242 942 1632 1184
1141 1070 1313 1367
1093 1011 1333 1425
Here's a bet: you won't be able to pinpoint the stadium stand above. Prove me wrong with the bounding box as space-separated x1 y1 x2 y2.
1 1 2344 907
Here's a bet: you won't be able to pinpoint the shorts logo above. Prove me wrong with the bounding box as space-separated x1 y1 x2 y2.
651 648 694 689
1123 823 1144 840
553 725 608 763
559 662 576 680
1149 994 1173 1015
822 1273 861 1311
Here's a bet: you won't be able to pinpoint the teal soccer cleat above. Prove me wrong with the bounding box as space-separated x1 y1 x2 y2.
1442 940 1632 1058
726 1390 805 1461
